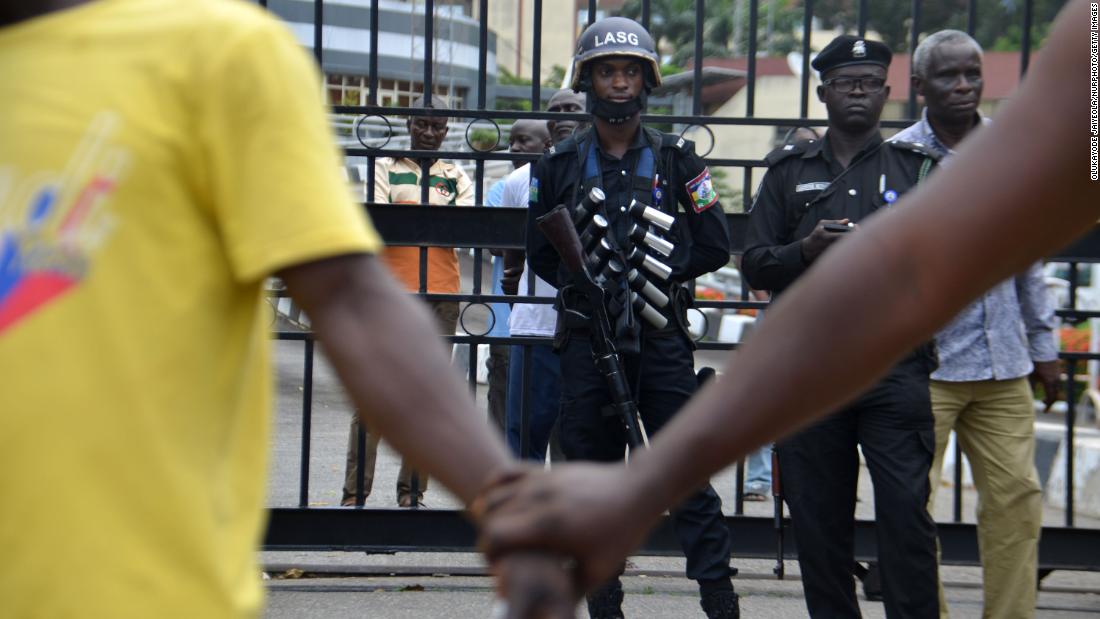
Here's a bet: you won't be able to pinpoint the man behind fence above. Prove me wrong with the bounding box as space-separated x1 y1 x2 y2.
342 94 474 508
502 89 586 463
486 119 551 437
893 29 1058 619
0 1 575 617
526 16 739 619
741 34 941 618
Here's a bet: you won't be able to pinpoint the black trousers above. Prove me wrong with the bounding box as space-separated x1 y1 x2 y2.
779 355 939 619
558 330 733 583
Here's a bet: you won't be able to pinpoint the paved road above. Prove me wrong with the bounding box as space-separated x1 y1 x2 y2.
261 556 1100 618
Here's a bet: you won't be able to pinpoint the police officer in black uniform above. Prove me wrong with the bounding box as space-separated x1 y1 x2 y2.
526 16 739 619
742 35 940 618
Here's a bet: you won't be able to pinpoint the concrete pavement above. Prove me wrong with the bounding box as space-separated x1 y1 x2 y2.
261 334 1100 617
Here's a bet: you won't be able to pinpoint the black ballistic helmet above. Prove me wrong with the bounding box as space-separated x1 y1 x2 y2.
571 16 661 92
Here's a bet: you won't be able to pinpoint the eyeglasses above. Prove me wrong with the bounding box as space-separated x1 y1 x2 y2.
823 76 887 94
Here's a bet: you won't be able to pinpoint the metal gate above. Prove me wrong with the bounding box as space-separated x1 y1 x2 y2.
257 0 1100 574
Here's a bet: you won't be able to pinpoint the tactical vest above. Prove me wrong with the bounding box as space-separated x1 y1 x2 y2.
556 128 695 353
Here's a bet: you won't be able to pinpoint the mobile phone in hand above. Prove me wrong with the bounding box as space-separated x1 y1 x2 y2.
823 222 854 233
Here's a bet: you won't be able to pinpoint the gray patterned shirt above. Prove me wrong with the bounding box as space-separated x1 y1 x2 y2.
893 109 1058 381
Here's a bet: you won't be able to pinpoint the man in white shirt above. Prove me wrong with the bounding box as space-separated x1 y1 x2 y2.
502 89 585 461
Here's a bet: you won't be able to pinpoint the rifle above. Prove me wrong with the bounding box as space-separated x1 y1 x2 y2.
535 204 647 449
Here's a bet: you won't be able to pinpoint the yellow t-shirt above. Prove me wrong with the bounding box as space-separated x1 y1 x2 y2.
0 1 380 617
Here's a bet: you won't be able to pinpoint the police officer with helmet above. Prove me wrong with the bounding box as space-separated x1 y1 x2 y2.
526 16 739 619
742 35 941 618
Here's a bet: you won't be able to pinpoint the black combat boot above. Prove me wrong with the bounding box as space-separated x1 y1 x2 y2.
700 589 740 619
585 578 625 619
699 578 740 619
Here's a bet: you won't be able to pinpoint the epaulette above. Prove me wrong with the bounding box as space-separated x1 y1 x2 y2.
763 141 808 167
546 133 580 158
886 139 943 162
655 129 692 153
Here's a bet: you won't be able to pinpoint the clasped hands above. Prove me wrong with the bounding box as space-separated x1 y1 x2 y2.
469 462 659 619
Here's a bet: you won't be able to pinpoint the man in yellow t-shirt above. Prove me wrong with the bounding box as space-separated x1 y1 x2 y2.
343 95 474 508
0 1 553 617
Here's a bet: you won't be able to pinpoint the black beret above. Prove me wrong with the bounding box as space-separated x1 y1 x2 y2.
811 35 892 75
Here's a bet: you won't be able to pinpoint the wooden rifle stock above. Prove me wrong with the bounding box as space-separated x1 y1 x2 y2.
535 205 588 277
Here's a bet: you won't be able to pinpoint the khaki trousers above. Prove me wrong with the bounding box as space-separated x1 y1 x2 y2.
342 300 459 505
929 377 1042 619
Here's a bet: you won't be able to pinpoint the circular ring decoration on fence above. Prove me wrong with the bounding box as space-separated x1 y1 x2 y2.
465 118 502 153
686 307 709 344
459 301 496 338
679 124 716 158
355 114 392 150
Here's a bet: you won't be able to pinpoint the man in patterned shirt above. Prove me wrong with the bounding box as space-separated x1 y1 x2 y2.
342 94 475 508
893 30 1058 619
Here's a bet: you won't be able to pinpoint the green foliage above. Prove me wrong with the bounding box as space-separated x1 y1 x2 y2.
616 0 807 63
468 127 499 150
495 98 532 112
813 0 1068 53
545 64 568 87
498 66 529 86
709 167 742 213
614 0 1067 64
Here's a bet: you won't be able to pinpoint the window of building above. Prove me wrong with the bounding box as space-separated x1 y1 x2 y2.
325 73 467 109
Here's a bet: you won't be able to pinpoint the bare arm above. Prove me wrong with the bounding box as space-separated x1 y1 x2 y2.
279 254 514 503
628 0 1098 520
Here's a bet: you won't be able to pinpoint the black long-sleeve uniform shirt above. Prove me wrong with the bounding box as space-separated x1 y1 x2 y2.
742 133 938 296
527 127 731 289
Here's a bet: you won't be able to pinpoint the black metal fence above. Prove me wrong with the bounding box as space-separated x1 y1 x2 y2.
260 0 1100 574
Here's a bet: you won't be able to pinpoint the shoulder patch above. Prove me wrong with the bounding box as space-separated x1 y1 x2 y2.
529 177 540 203
764 143 806 167
685 167 719 213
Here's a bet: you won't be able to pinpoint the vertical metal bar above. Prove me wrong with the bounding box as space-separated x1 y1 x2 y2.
588 0 596 26
734 460 745 515
418 247 429 293
1020 0 1033 75
424 0 435 100
366 0 380 206
1065 360 1076 527
298 338 315 507
966 0 977 36
531 0 543 110
520 345 533 459
313 0 323 65
799 0 813 119
772 446 785 579
1066 261 1079 527
641 0 651 30
354 425 366 506
953 439 963 522
468 336 478 394
693 0 704 116
857 0 868 36
742 168 753 211
478 0 488 108
746 0 759 117
908 0 921 120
